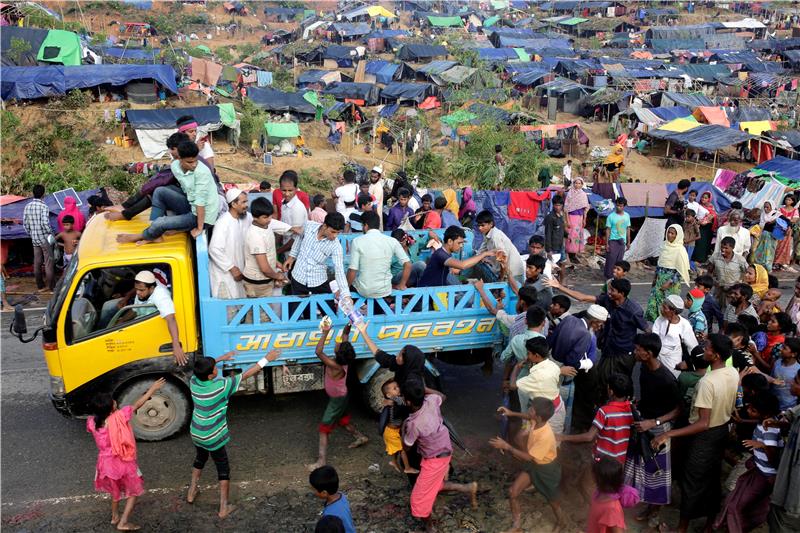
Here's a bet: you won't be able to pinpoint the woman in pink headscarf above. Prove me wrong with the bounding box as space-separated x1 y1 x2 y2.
564 177 590 262
459 186 476 226
57 197 86 233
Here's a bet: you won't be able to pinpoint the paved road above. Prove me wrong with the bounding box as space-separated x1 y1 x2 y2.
1 279 793 530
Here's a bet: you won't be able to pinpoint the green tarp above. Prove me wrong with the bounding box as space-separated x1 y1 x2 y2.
217 103 236 128
513 48 530 62
265 122 300 138
36 29 81 66
559 17 589 26
195 45 212 55
221 65 238 82
441 110 477 127
302 91 321 107
491 0 509 9
484 15 500 27
427 15 463 28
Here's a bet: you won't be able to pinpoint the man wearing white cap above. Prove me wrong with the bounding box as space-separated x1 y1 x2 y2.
549 303 608 433
652 293 698 377
368 166 385 230
134 270 186 366
208 189 250 299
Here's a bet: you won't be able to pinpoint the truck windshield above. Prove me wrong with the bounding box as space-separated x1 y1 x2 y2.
45 254 78 329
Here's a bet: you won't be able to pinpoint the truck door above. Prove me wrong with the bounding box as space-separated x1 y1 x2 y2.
57 262 182 394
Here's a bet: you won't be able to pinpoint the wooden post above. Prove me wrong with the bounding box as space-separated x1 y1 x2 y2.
594 212 601 257
712 149 718 178
665 140 670 159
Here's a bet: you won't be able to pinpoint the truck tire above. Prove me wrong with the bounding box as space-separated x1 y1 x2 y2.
117 378 189 441
362 368 394 414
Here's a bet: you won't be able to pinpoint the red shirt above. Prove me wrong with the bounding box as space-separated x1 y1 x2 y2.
422 210 442 229
586 495 626 533
592 400 633 463
272 189 310 220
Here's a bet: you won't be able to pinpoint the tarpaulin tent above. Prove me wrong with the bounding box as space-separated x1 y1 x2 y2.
264 122 300 140
1 65 178 100
650 116 700 134
658 91 714 108
321 82 380 105
365 60 400 84
297 69 341 87
738 120 775 136
494 36 571 49
0 188 98 239
328 23 371 38
730 107 771 123
753 156 800 182
397 44 448 61
646 24 715 41
649 106 692 121
125 104 238 159
427 15 463 27
36 29 82 66
476 48 520 61
96 46 161 62
342 5 396 19
692 106 731 127
1 26 82 67
380 82 434 104
651 124 753 151
415 60 459 76
247 87 318 118
436 65 479 85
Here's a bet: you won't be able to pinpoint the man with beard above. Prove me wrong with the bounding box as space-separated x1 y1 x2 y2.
208 189 250 299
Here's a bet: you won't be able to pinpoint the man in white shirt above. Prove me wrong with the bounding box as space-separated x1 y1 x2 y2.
277 170 308 254
208 189 250 299
368 166 385 230
713 209 751 257
133 270 187 366
333 169 359 222
562 159 572 183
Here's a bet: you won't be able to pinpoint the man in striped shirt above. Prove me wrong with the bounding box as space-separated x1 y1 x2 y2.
22 184 55 291
188 349 279 518
283 212 350 299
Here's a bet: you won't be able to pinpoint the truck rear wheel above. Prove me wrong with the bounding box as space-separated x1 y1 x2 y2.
362 368 394 414
117 378 189 441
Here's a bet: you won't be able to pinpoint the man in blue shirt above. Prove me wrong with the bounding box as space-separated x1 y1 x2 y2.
604 197 631 280
386 187 415 231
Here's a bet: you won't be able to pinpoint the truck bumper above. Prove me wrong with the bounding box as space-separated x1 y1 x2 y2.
50 393 71 418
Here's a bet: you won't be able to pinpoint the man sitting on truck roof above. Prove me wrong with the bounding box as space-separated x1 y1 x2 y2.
347 211 411 297
117 141 219 245
208 188 250 299
282 212 350 299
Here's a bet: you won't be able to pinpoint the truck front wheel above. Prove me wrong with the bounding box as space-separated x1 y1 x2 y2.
117 378 190 441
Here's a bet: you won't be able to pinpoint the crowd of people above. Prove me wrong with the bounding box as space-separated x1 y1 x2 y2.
19 133 800 532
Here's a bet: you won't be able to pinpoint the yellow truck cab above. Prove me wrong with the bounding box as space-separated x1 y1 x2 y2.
15 211 513 441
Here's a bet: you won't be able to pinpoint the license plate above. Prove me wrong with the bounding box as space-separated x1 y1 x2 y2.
271 364 324 394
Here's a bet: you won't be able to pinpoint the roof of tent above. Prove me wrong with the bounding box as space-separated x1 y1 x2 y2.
125 105 220 129
495 36 571 48
476 47 520 61
297 69 341 86
415 60 459 75
96 46 161 61
693 106 730 127
1 26 79 67
437 65 478 84
679 63 731 80
320 82 380 105
649 106 692 121
0 189 98 239
366 29 409 39
511 69 551 86
730 106 771 123
365 60 400 84
246 87 318 116
328 23 371 37
324 45 359 60
380 82 434 103
649 38 706 51
754 156 800 182
765 130 800 149
647 24 715 40
264 122 300 138
660 91 714 107
650 123 753 151
721 18 766 29
396 44 448 60
1 64 177 100
427 15 463 27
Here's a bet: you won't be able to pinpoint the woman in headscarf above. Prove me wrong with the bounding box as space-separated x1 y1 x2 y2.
563 177 590 263
645 224 691 322
57 196 86 233
692 191 717 263
743 264 770 307
752 201 780 271
774 194 798 270
459 186 476 227
684 288 707 340
442 189 459 218
602 144 625 183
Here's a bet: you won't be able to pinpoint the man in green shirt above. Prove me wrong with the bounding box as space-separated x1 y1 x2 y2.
117 141 219 245
346 211 411 297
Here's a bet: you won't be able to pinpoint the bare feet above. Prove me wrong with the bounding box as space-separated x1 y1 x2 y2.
105 211 124 221
348 436 369 449
187 485 199 504
135 237 163 246
111 513 120 525
469 481 478 509
389 460 401 473
306 461 325 472
218 504 236 519
403 467 420 474
116 523 140 531
116 234 142 244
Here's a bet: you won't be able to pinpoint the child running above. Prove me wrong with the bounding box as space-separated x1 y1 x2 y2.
87 378 166 531
492 397 567 533
309 322 368 470
380 378 417 474
188 350 280 518
587 457 640 533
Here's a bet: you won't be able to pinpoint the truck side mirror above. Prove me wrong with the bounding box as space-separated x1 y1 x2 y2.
11 304 27 335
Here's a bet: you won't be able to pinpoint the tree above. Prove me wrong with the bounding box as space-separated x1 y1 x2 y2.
7 37 32 64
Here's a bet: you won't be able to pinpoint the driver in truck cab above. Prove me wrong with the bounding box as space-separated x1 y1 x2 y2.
121 270 187 366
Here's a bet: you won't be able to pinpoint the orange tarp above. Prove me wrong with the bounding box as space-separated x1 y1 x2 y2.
692 106 730 127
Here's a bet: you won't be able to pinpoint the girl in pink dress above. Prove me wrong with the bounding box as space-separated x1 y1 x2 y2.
587 457 639 533
87 378 165 531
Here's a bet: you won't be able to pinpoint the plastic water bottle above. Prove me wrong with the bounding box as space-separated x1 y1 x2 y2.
338 295 364 326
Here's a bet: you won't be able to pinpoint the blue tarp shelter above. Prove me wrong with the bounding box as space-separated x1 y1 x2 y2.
247 87 318 118
755 156 800 182
321 82 380 105
328 23 371 38
96 46 161 61
380 82 434 103
365 60 400 84
1 189 98 239
649 124 753 151
476 48 520 61
649 106 692 121
125 105 220 129
397 44 448 61
659 91 714 108
1 65 177 100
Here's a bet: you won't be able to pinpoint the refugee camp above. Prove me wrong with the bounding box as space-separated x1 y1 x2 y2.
2 1 800 532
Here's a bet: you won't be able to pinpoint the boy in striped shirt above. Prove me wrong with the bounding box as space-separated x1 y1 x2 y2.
558 373 633 500
188 349 279 518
